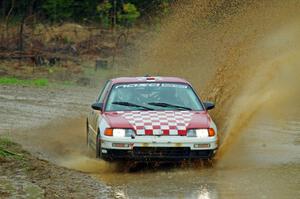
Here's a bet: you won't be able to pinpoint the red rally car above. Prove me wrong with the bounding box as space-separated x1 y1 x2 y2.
87 76 218 161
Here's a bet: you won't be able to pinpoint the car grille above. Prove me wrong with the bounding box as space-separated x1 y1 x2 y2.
105 147 214 160
133 147 190 157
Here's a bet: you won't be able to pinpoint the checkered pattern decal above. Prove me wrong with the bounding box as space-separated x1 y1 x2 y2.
117 111 195 136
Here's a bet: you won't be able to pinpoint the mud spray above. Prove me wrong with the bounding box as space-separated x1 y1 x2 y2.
131 0 300 164
19 0 300 172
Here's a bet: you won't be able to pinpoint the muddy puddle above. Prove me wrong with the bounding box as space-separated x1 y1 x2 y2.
16 106 299 199
16 76 300 198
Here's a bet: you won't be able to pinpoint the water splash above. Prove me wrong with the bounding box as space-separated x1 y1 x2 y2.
130 0 300 160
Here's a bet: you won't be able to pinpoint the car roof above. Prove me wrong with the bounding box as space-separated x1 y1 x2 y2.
110 76 191 85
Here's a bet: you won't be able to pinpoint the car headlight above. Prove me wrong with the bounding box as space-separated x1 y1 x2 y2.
112 129 126 137
104 128 135 137
187 128 215 137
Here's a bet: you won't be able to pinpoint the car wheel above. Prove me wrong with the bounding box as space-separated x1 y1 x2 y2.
96 130 102 158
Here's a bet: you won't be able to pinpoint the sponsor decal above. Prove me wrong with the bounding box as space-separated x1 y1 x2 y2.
115 83 188 89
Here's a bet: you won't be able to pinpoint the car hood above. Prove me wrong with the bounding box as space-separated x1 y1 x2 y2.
103 111 211 136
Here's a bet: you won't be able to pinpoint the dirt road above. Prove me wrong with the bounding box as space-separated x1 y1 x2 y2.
0 85 115 198
1 0 300 198
1 84 299 199
0 85 97 132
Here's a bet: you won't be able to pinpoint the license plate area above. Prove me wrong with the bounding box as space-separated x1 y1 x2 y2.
133 147 190 157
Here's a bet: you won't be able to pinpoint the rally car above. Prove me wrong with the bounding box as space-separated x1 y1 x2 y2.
86 76 218 161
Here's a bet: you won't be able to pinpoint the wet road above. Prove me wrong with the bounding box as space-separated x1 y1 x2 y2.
1 83 299 199
56 114 299 199
90 109 300 199
95 164 299 199
0 85 97 132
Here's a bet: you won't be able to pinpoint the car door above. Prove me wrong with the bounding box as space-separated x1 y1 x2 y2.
88 81 111 146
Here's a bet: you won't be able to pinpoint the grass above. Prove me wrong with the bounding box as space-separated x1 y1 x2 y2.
0 137 15 147
0 137 23 159
0 77 49 87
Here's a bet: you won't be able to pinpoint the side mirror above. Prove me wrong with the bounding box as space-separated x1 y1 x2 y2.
203 101 215 110
91 102 103 111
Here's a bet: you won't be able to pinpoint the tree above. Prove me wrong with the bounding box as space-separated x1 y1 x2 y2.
97 1 112 28
118 3 140 27
43 0 74 22
0 0 174 25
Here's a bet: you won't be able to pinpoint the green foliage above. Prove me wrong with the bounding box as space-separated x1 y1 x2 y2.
0 148 18 158
160 0 171 16
118 3 140 27
0 77 49 87
0 138 21 158
1 0 174 26
97 1 112 28
0 138 14 148
43 0 74 22
97 1 112 13
72 0 99 21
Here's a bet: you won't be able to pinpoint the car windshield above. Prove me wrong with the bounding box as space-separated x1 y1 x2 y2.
105 83 204 111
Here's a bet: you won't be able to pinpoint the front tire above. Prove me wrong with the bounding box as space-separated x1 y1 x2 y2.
86 119 89 145
96 131 102 158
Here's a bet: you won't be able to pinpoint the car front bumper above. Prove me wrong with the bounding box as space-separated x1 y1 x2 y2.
101 148 217 161
100 135 218 161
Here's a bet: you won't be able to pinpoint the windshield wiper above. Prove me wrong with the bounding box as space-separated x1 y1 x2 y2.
148 102 192 110
112 101 154 110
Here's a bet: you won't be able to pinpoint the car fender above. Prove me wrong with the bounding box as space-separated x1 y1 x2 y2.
98 117 110 137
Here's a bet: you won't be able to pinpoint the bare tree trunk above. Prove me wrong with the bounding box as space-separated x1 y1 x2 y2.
19 16 25 52
28 0 34 16
1 0 6 19
5 0 15 48
112 0 117 35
